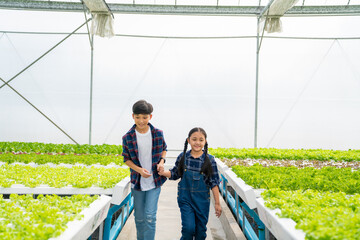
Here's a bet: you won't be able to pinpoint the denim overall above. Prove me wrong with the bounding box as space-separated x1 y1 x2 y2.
178 168 210 240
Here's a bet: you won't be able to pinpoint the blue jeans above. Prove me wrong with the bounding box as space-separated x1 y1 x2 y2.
131 187 161 240
178 169 210 240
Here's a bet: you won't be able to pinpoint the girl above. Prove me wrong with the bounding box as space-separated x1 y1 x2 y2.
159 127 222 240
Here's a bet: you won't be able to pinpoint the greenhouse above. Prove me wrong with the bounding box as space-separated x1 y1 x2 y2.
0 0 360 240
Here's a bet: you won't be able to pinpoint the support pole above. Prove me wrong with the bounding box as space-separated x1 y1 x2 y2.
255 0 275 148
81 2 94 145
89 35 94 145
254 17 260 148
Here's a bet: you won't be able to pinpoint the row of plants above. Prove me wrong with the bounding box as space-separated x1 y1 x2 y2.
216 148 360 240
232 164 360 194
224 158 360 169
0 152 124 166
219 149 360 239
209 147 360 162
0 141 130 239
0 164 129 189
0 194 99 240
262 189 360 240
0 142 122 155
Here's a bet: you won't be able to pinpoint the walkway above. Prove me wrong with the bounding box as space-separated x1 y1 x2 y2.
117 179 227 240
117 151 243 240
117 151 246 240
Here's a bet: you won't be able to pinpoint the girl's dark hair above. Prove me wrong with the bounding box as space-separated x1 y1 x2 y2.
178 127 213 178
132 100 153 115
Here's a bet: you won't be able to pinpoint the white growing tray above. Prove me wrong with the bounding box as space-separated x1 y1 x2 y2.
50 194 112 240
215 158 257 209
216 158 306 239
0 177 131 205
215 158 229 176
256 198 306 240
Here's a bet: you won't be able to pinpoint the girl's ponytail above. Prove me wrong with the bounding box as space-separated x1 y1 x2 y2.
200 142 213 178
177 139 188 177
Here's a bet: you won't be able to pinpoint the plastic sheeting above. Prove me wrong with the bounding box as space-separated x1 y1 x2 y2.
83 0 114 38
90 14 114 38
261 0 299 33
1 11 360 150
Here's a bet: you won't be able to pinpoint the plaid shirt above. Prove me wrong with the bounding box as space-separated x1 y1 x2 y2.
169 150 220 189
122 123 167 190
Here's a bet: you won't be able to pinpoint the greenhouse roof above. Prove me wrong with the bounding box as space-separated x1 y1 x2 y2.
1 0 360 16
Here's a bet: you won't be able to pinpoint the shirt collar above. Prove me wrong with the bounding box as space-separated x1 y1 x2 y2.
130 123 154 133
186 150 206 160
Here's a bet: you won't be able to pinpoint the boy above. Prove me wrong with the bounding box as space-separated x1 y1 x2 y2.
122 100 167 240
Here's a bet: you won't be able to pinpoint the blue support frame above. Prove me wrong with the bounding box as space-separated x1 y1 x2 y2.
220 174 265 240
103 193 134 240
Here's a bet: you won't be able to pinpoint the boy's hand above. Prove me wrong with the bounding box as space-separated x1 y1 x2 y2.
215 203 222 218
140 168 152 178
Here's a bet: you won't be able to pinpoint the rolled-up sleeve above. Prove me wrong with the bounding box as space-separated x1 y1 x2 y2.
209 156 220 189
162 133 167 152
122 137 131 163
169 153 183 180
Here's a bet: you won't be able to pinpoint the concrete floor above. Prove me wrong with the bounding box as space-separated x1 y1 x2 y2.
117 177 227 240
117 152 230 240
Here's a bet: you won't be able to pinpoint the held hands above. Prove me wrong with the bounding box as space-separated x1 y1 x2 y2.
139 161 164 178
157 162 165 175
215 203 222 218
157 164 171 178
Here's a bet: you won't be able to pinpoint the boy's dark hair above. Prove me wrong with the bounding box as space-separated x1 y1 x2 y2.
132 100 153 115
178 127 213 179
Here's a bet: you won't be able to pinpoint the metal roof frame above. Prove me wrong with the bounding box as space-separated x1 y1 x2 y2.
1 0 360 16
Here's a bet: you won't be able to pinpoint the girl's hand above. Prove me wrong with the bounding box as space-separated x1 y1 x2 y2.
140 168 152 178
215 203 222 218
157 163 164 174
158 170 171 178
